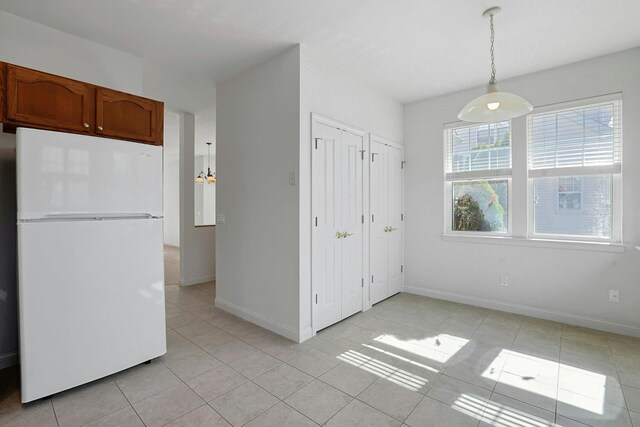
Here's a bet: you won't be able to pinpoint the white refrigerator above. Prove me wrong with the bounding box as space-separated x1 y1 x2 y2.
16 128 166 403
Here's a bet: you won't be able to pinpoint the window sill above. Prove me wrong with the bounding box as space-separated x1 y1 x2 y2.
441 234 625 253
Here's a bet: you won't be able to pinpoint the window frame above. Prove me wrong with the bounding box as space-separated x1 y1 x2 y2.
526 94 623 243
443 120 513 237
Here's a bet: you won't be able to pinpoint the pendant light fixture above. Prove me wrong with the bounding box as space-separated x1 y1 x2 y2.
457 7 532 123
195 142 216 184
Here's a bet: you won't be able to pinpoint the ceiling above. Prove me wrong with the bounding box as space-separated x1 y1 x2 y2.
1 0 639 103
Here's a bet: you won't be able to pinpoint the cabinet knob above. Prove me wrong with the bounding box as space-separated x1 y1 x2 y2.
97 126 104 131
83 123 89 128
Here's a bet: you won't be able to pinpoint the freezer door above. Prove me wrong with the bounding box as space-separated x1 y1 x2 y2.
18 218 166 403
17 128 163 220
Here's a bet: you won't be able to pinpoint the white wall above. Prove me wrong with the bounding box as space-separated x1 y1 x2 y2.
163 111 180 247
0 10 217 365
216 46 301 340
298 46 403 338
403 48 640 337
216 45 403 341
179 113 216 285
0 10 142 92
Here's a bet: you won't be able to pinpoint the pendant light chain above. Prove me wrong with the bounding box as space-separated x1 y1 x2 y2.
489 14 497 86
457 6 533 122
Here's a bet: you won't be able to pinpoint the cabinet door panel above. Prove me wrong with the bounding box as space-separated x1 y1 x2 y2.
340 130 363 319
312 123 343 331
6 65 93 133
369 141 389 305
96 88 162 144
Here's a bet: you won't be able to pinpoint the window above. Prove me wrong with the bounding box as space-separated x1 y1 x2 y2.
445 121 511 234
527 95 622 241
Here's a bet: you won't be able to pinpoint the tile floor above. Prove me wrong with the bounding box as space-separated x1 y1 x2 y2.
1 282 640 426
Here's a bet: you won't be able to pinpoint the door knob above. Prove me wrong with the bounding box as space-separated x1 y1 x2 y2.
97 126 104 131
336 232 343 239
83 123 89 128
343 232 353 238
384 226 390 232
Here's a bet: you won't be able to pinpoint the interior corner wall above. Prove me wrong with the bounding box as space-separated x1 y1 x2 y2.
179 113 216 286
0 10 143 93
163 111 181 248
298 45 404 337
403 47 640 336
216 46 301 340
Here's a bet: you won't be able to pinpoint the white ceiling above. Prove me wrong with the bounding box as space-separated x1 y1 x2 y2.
1 0 639 103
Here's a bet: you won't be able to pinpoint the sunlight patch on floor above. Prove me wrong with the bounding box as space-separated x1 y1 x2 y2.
451 393 488 420
337 349 429 392
361 343 440 374
486 349 608 415
481 398 552 427
372 333 468 364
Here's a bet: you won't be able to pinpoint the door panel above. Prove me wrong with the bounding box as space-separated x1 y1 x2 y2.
340 130 363 318
17 128 163 220
96 88 162 144
387 145 403 296
312 123 342 330
369 141 389 304
6 65 94 134
18 219 165 402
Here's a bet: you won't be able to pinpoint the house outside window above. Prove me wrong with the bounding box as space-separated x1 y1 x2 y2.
527 95 622 241
557 177 582 211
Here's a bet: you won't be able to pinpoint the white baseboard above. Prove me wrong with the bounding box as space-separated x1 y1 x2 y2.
403 285 640 338
215 298 305 343
180 275 215 286
299 327 313 342
0 352 18 369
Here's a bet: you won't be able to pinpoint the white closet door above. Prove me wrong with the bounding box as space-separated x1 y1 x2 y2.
369 140 389 305
340 130 364 318
312 123 342 330
387 145 403 296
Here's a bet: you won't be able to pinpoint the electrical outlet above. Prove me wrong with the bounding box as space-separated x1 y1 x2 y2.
289 172 297 186
609 289 620 303
500 275 508 286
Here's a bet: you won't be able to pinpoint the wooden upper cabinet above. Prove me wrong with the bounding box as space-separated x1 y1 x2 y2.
0 62 164 145
96 88 163 145
5 65 94 134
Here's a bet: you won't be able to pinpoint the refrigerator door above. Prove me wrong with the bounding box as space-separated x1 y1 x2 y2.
16 128 163 220
18 218 166 403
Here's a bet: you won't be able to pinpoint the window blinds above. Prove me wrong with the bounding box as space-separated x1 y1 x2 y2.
527 95 622 178
445 121 511 181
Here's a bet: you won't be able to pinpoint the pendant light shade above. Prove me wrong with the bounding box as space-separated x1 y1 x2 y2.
457 7 532 123
195 142 216 184
457 82 533 122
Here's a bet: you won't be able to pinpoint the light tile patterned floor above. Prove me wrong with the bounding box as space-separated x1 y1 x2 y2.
1 282 640 426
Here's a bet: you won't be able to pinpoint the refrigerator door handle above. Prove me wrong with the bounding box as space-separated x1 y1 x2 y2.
19 213 163 223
